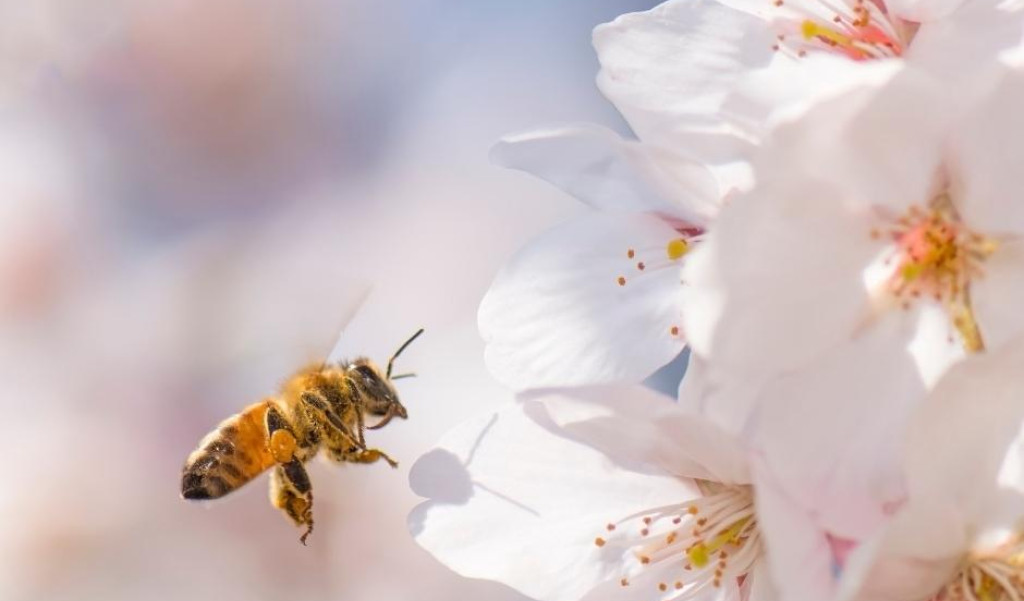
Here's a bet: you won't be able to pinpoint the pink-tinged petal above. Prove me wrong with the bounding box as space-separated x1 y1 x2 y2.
970 239 1024 353
536 385 752 485
750 312 926 539
751 462 836 601
908 0 1024 84
480 212 687 390
751 66 949 214
682 179 879 380
885 0 970 21
725 55 898 141
593 0 775 148
903 334 1024 527
684 67 953 379
409 398 700 601
836 502 966 601
490 124 722 226
951 63 1024 236
999 428 1024 494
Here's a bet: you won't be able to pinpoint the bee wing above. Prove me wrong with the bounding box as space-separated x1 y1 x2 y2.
180 229 372 402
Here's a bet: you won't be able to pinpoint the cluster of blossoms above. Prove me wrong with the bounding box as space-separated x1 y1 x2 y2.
411 1 1024 601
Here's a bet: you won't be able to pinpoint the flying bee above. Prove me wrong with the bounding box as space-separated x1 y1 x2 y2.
181 328 424 544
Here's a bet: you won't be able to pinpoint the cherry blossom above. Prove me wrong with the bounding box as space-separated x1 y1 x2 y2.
410 386 787 601
836 335 1024 601
479 124 726 390
595 0 1024 156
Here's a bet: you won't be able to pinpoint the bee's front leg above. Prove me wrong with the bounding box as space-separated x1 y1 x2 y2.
269 462 314 544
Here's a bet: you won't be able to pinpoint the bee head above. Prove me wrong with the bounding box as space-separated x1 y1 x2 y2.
352 328 423 430
351 359 407 429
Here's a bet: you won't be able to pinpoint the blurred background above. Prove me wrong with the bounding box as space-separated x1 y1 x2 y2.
0 1 659 600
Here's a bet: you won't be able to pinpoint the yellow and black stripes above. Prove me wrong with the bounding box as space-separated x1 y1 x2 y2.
181 401 275 500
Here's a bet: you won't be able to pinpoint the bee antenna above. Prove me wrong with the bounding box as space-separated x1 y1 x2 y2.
386 328 424 380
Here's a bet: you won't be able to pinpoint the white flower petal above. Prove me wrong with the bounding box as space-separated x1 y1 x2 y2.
409 398 700 601
685 67 954 379
885 0 971 21
724 55 898 141
836 502 966 601
593 0 775 147
952 65 1024 236
751 463 836 601
490 124 722 226
750 312 926 539
480 212 687 390
971 238 1024 353
677 353 763 439
536 385 752 485
751 66 949 213
904 334 1024 526
745 553 780 601
906 302 965 390
908 0 1024 83
999 425 1024 494
682 180 879 380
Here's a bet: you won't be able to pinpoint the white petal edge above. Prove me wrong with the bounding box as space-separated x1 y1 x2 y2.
593 0 775 148
536 384 752 485
480 212 687 390
490 124 722 226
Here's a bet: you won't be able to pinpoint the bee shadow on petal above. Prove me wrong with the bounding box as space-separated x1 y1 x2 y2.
408 413 539 537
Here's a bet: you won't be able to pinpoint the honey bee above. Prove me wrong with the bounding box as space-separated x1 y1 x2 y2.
181 329 423 544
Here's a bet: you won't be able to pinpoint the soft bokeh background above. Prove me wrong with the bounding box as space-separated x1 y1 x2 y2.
0 2 659 600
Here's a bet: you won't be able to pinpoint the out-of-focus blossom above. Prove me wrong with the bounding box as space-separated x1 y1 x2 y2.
476 0 1023 392
834 335 1024 601
595 0 1024 163
679 56 1024 540
683 55 1024 378
410 385 789 601
0 110 81 327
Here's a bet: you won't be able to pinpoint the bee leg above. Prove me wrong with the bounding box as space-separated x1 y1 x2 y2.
300 391 365 450
269 461 314 544
353 406 367 447
347 448 399 469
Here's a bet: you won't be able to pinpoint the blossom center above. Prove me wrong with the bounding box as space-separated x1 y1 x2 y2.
936 535 1024 601
594 483 760 598
770 0 907 60
871 202 997 352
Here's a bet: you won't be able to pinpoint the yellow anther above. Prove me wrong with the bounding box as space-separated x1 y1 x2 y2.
977 237 1000 257
901 262 924 281
666 239 689 260
801 20 853 47
687 543 710 568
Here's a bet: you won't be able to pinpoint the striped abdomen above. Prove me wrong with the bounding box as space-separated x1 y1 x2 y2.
181 400 277 500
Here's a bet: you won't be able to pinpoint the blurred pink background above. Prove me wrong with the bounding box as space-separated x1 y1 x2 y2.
0 2 656 600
